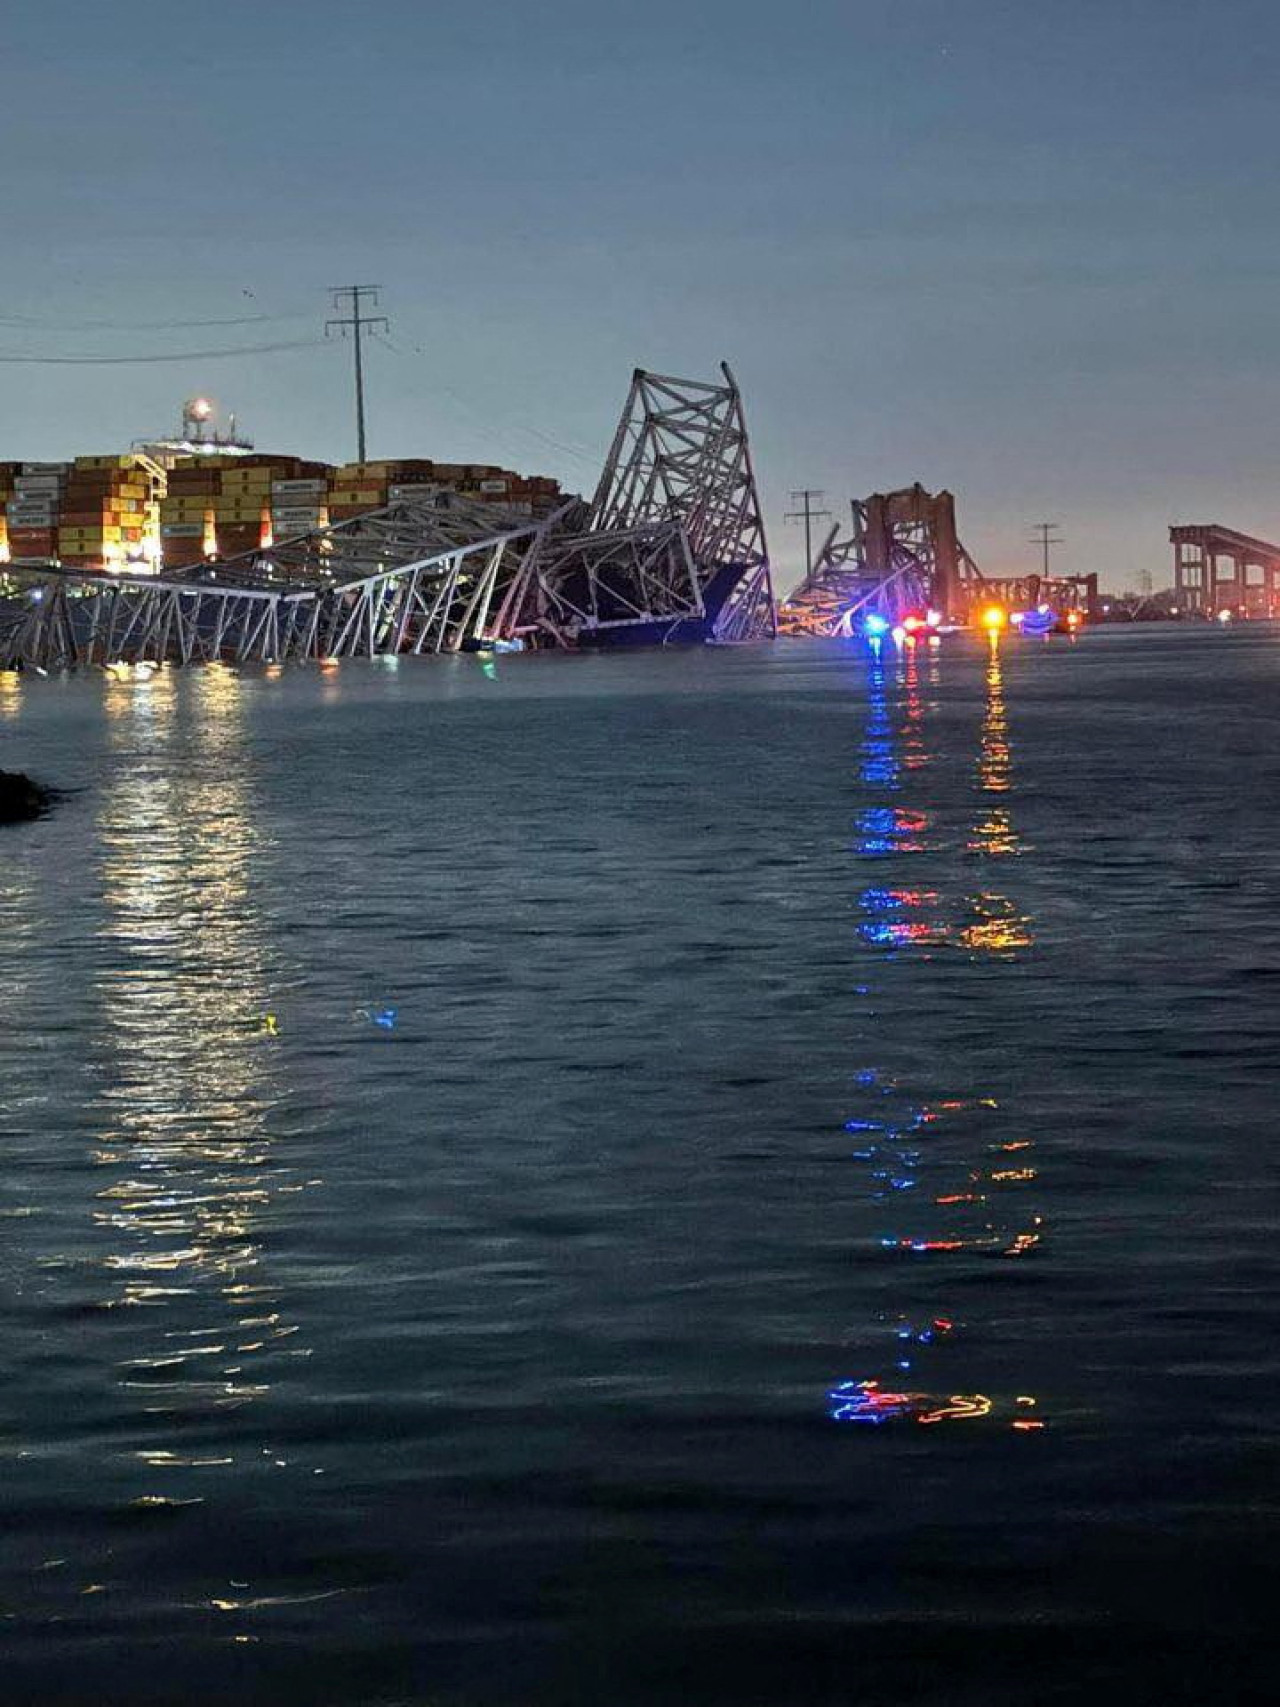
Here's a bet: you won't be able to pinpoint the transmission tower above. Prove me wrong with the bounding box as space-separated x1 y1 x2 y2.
786 489 831 582
327 285 389 462
1029 521 1064 579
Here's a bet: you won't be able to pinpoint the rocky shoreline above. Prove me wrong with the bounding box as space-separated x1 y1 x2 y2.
0 769 53 824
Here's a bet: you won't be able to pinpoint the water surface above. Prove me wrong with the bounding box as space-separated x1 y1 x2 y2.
1 629 1277 1704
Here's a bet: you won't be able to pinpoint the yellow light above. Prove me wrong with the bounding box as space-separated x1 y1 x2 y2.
981 605 1006 631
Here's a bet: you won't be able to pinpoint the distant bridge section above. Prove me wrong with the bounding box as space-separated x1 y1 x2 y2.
778 483 1097 635
778 485 978 635
1170 524 1280 617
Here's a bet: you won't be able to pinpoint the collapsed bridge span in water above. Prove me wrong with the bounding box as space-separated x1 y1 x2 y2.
0 364 775 671
778 483 1098 634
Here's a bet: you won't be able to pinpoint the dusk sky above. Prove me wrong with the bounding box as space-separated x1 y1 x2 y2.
2 0 1278 589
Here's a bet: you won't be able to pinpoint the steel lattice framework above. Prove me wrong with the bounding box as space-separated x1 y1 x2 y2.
0 364 775 670
778 485 983 636
0 495 570 670
536 364 775 643
777 483 1102 636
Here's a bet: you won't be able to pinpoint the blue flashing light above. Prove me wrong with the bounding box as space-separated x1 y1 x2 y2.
864 612 889 637
1019 607 1056 637
358 1005 399 1030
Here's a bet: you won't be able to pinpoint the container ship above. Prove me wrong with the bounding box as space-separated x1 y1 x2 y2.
0 398 562 575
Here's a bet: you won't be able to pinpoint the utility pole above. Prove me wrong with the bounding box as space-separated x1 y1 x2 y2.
785 489 831 582
1029 521 1064 580
327 286 388 462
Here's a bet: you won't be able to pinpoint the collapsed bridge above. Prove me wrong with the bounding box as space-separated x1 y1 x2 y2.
778 483 1097 634
0 364 775 671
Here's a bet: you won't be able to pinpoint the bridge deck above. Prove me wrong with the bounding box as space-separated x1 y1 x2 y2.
1169 524 1280 560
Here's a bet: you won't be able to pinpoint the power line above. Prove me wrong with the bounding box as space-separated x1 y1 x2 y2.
1029 521 1064 579
0 312 308 331
389 329 596 458
327 286 388 463
0 339 324 365
369 329 600 476
785 489 831 581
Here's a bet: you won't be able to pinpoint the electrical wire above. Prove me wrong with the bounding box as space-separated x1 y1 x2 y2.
0 312 308 331
369 330 600 475
0 339 326 365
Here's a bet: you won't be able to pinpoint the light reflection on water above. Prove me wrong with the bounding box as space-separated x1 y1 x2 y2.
960 636 1033 952
839 632 1045 1427
91 667 308 1457
0 667 24 720
3 634 1276 1702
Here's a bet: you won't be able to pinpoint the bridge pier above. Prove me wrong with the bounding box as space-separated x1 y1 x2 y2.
1171 524 1280 617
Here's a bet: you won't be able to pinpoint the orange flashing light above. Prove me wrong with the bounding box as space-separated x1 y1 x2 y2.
980 605 1007 632
918 1393 992 1426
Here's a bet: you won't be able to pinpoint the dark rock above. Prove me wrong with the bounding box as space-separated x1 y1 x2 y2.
0 768 53 824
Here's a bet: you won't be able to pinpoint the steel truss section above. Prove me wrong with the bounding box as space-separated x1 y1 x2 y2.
540 363 775 642
246 490 557 593
778 485 984 636
0 569 297 671
299 526 557 660
533 522 702 634
0 363 778 671
0 499 570 671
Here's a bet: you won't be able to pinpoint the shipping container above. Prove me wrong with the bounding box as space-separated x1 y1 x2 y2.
272 478 328 497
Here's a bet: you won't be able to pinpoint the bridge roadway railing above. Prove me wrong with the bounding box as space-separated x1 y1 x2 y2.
0 502 572 670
